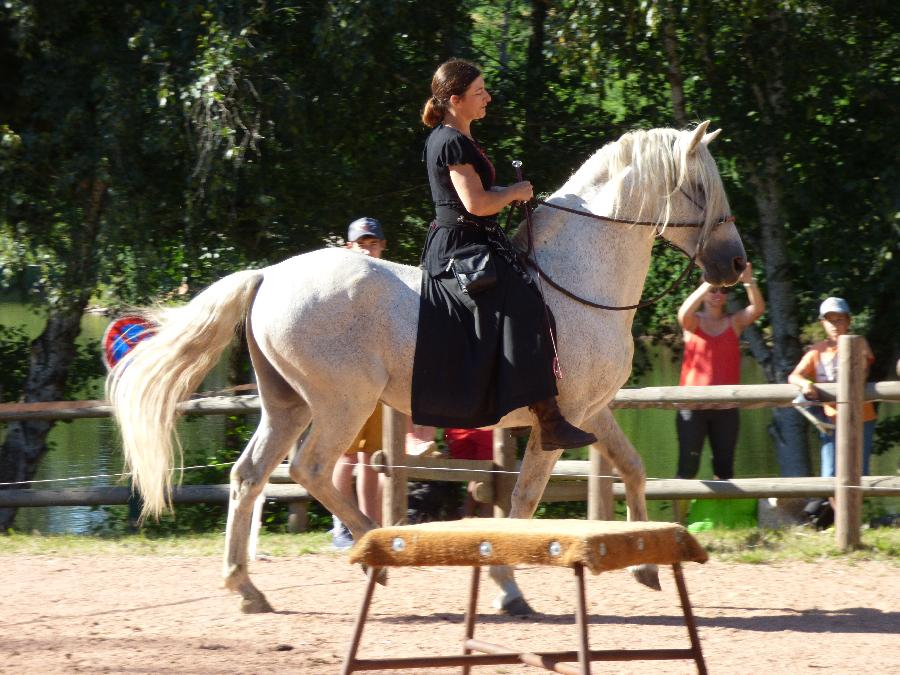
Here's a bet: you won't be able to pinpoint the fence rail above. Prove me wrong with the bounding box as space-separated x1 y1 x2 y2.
1 476 896 510
0 484 310 508
2 381 899 422
2 340 898 548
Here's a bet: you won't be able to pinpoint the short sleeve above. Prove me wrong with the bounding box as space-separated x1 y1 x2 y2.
794 349 817 380
436 133 478 168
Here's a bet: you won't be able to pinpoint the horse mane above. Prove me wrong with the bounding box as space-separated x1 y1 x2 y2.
561 126 730 243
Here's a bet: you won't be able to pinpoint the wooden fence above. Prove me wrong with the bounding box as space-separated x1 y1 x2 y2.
2 335 899 549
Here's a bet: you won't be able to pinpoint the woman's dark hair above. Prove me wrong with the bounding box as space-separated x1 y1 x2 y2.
421 58 481 128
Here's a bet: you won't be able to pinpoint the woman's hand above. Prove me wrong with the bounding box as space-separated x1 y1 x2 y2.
450 165 533 216
739 261 754 284
508 180 533 203
801 379 819 399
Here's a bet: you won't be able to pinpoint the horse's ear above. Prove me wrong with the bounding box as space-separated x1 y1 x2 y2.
702 128 722 145
686 120 710 155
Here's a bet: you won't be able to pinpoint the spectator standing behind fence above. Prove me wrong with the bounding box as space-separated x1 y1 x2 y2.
330 217 388 550
444 427 494 517
675 262 765 482
788 297 876 477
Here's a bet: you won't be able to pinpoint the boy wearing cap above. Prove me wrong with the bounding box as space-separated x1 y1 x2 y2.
788 297 876 477
330 217 387 549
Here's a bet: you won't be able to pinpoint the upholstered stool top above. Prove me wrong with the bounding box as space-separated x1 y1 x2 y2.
349 519 707 574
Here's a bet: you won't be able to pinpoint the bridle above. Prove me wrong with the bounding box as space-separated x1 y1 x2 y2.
515 187 736 312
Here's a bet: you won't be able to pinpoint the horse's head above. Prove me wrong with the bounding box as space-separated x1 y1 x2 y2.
607 121 746 286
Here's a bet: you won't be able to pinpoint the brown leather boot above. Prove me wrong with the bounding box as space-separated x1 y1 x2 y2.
529 397 598 451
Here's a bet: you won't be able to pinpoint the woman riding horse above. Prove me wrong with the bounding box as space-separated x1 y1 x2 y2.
413 58 596 451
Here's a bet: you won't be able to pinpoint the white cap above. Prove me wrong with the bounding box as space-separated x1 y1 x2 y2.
818 297 851 319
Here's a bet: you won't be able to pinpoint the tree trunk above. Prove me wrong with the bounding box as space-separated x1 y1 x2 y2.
727 8 809 476
523 0 548 160
498 0 514 72
748 158 810 476
0 307 92 529
0 178 106 531
658 1 688 127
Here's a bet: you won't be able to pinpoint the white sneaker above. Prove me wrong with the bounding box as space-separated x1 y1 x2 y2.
331 525 353 550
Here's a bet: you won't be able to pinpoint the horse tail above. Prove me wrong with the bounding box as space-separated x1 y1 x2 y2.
106 269 264 519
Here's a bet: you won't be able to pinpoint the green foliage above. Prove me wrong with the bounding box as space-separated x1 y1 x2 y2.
0 323 103 402
0 325 30 402
4 0 897 339
873 415 900 457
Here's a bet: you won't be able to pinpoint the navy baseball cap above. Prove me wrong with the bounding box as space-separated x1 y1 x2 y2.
347 217 385 242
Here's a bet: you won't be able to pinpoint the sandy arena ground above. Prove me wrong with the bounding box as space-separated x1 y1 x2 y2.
1 552 897 674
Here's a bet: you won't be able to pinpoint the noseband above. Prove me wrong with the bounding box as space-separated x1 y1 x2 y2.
517 196 736 312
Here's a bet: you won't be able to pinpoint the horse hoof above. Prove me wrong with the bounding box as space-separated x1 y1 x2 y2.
240 596 275 614
361 564 388 586
629 563 661 591
499 596 535 616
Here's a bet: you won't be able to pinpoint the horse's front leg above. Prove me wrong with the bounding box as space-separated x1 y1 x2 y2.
590 408 660 590
489 432 564 615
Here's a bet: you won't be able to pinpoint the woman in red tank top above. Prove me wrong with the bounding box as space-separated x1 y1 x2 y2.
674 262 765 485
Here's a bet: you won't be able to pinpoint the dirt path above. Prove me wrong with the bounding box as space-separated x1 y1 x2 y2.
1 552 897 674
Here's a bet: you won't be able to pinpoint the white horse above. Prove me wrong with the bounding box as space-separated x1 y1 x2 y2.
108 121 745 614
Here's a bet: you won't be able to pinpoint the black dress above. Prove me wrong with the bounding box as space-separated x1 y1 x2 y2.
411 124 557 428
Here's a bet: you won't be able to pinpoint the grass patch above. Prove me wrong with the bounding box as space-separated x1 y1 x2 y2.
2 527 897 563
693 526 900 563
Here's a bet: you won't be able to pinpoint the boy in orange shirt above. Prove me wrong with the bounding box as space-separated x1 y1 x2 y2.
788 297 876 477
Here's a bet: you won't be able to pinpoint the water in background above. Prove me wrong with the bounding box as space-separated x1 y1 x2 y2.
2 302 897 532
2 302 228 533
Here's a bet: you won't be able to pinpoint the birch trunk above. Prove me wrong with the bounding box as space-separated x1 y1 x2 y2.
658 1 688 127
743 9 810 475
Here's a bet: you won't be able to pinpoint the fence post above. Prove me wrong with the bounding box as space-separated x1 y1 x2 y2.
588 446 614 520
381 406 408 526
287 502 309 533
835 334 864 550
492 428 516 517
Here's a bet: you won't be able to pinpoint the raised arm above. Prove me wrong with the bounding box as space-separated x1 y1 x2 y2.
677 282 713 333
449 163 532 217
732 262 765 333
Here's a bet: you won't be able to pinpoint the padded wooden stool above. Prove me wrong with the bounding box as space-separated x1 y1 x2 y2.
343 518 709 675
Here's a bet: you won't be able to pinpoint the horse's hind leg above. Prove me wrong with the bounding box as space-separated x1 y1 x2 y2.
591 407 660 590
223 405 309 613
223 318 311 613
288 402 380 541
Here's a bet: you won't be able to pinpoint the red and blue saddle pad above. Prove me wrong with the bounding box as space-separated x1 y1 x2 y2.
101 316 156 370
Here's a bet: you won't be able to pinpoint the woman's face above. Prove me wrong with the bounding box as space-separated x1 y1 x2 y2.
454 76 491 121
704 287 728 308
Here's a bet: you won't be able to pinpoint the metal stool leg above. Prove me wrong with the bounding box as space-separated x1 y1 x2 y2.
573 563 591 675
461 566 481 675
341 566 381 675
672 562 707 675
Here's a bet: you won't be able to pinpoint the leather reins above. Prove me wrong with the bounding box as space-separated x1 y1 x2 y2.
513 188 736 312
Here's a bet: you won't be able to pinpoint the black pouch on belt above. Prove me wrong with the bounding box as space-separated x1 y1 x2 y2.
446 244 497 295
